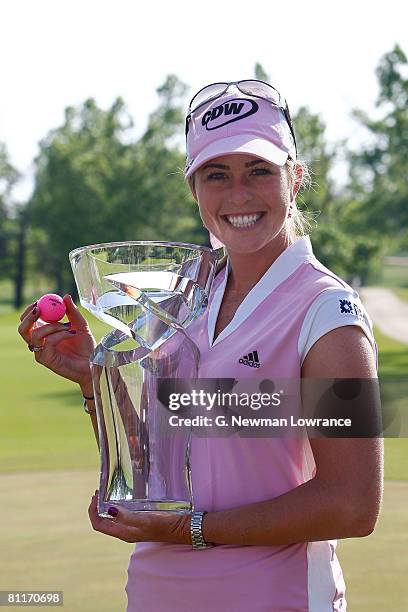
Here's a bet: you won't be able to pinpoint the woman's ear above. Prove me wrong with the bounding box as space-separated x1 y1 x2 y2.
287 162 303 202
292 163 303 200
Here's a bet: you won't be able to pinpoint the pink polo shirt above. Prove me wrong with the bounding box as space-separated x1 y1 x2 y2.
125 236 375 611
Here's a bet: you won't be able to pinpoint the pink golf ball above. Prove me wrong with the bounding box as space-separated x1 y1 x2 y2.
37 293 66 323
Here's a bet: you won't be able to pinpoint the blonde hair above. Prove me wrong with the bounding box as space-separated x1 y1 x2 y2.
186 158 314 240
285 158 313 240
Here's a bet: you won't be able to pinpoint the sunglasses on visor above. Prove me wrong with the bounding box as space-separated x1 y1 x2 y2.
186 79 297 155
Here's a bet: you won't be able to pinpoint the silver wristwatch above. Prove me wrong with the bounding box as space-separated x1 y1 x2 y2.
190 511 213 549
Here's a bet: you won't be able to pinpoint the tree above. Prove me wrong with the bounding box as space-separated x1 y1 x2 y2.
348 45 408 248
142 74 188 147
251 62 382 282
30 97 130 294
254 63 270 83
29 77 204 296
120 74 203 244
0 143 20 280
0 144 30 308
292 106 337 216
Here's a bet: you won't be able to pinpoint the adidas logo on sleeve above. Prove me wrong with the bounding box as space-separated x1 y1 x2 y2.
239 350 261 368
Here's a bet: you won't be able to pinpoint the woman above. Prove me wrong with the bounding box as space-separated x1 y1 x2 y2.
18 81 383 611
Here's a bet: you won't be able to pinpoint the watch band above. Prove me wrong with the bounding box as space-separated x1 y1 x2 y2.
190 511 213 549
83 397 96 415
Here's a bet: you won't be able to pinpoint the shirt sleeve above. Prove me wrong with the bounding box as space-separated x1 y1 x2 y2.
298 288 378 370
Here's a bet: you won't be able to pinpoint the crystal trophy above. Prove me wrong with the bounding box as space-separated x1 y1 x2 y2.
69 242 218 516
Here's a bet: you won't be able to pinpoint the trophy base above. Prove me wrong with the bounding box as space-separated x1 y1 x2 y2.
98 498 192 516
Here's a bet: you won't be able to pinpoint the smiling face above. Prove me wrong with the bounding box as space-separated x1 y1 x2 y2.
192 153 300 258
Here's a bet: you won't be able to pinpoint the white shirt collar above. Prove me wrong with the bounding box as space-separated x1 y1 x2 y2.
208 236 315 347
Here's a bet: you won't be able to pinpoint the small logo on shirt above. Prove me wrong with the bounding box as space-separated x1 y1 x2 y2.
339 299 364 319
239 350 261 368
339 299 353 314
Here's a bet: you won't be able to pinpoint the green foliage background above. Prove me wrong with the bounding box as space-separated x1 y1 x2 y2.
1 46 408 305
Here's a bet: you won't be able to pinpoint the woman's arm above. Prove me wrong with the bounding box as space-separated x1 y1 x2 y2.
203 326 383 545
80 380 100 449
18 296 101 447
89 325 383 546
200 326 383 546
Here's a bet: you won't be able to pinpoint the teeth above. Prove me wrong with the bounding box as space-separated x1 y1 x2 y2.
226 213 262 228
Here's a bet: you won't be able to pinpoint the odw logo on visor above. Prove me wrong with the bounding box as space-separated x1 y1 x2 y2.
202 98 258 131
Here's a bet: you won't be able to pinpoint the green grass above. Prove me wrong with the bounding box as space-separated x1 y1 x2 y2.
0 307 111 472
338 481 408 610
372 326 408 480
0 471 406 611
1 314 407 478
0 470 132 612
1 305 407 610
393 287 408 303
375 326 408 378
379 263 408 289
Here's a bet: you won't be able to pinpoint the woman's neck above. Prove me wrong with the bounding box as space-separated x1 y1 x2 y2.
226 234 295 293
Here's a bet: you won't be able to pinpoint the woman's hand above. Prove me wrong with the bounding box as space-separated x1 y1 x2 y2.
18 294 97 392
88 492 191 545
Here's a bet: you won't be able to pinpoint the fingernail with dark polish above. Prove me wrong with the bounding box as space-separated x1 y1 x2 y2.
68 330 76 334
94 489 99 496
32 307 37 315
63 322 72 327
107 506 118 517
